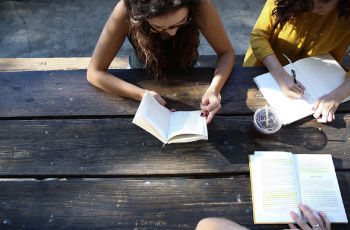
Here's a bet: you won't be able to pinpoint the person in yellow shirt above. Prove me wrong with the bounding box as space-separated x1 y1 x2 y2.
244 0 350 123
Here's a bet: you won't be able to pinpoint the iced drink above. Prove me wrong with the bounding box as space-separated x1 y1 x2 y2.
251 106 282 137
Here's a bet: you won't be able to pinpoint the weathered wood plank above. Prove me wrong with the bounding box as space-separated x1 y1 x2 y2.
0 174 349 230
1 67 350 118
0 55 244 72
0 67 256 117
198 55 244 67
0 57 128 72
0 55 348 72
0 115 349 176
342 55 350 70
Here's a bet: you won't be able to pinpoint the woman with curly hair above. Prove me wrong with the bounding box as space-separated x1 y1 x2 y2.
244 0 350 123
87 0 235 123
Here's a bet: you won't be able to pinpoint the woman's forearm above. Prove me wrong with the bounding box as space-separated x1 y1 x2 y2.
332 77 350 102
261 54 290 84
87 69 146 101
207 49 235 95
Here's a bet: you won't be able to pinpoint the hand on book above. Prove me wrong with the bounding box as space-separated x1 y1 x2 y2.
289 203 331 230
277 72 306 99
313 93 340 123
201 90 221 124
149 90 167 107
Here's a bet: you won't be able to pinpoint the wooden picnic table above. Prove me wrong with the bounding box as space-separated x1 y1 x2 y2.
0 55 349 229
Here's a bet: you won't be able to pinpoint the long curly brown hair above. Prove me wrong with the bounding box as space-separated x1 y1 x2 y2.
272 0 350 31
124 0 201 79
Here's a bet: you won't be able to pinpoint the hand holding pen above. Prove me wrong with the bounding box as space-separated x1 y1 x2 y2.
278 54 306 98
277 68 306 98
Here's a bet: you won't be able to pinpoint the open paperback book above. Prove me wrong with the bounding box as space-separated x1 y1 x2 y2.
254 53 350 125
132 91 208 144
249 151 348 224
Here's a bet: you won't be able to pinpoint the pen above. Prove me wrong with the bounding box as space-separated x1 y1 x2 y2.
282 53 298 84
291 69 297 84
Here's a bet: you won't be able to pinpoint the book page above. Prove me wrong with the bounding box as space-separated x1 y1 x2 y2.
250 151 301 223
294 53 348 100
167 133 208 144
254 70 314 125
294 154 348 223
133 117 167 144
167 111 207 142
132 91 170 143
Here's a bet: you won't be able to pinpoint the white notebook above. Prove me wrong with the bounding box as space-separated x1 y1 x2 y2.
249 151 348 224
254 53 350 125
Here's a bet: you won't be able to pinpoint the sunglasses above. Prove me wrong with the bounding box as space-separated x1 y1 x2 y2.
149 15 192 33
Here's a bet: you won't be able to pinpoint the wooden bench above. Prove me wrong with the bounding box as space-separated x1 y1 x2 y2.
0 54 348 72
0 55 349 229
0 55 244 72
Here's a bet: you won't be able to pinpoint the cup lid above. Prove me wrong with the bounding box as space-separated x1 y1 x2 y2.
253 106 282 134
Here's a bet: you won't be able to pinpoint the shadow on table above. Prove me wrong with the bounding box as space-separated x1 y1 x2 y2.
163 97 198 111
209 113 349 165
264 126 328 151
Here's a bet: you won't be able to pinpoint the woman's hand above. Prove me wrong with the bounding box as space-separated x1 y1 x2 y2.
261 54 306 98
200 90 221 124
277 72 306 98
313 77 350 123
289 203 331 230
148 91 167 106
313 92 341 123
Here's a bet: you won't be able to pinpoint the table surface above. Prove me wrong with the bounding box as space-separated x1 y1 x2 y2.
0 56 349 229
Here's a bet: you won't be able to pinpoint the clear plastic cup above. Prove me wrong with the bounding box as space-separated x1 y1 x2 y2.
251 106 282 137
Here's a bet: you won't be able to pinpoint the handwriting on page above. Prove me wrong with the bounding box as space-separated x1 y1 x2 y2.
302 90 315 104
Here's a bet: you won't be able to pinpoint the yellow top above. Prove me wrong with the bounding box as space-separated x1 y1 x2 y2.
243 0 350 73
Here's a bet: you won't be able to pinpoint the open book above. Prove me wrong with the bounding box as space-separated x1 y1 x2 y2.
132 91 208 144
254 53 350 125
249 151 348 224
